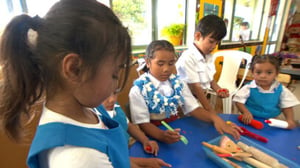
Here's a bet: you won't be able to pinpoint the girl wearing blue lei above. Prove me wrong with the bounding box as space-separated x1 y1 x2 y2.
134 74 185 118
129 40 241 144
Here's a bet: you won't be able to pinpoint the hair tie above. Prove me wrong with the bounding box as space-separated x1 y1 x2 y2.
32 15 43 30
27 28 38 48
27 15 42 48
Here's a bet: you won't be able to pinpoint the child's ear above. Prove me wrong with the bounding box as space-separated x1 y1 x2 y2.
146 59 151 68
194 32 202 41
61 53 83 82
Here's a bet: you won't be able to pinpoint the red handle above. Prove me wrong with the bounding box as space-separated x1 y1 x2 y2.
145 145 152 152
239 126 268 143
238 115 264 129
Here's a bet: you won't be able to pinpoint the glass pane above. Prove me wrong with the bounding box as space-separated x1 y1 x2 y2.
266 44 276 54
112 0 152 46
97 0 110 7
260 0 270 40
232 0 264 41
270 0 286 41
223 0 234 41
27 0 60 17
157 0 186 46
0 0 23 32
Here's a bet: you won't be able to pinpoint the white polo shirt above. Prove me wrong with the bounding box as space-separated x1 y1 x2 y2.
176 44 215 90
129 73 200 124
233 80 300 108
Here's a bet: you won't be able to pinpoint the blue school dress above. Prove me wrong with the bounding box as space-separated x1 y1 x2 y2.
245 83 283 118
27 112 130 168
96 104 130 142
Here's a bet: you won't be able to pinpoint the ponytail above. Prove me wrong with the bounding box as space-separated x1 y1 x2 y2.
0 14 44 141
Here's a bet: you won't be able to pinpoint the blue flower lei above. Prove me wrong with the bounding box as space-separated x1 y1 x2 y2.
134 74 185 118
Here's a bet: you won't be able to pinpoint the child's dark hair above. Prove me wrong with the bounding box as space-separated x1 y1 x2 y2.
250 55 280 72
195 15 227 40
142 40 176 72
0 0 131 141
240 22 249 28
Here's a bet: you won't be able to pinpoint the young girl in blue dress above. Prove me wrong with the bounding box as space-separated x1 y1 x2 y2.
98 93 171 167
233 55 299 129
129 40 240 144
0 0 132 167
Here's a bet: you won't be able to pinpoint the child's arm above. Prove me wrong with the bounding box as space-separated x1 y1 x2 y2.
138 122 181 144
235 102 253 124
127 122 159 155
130 157 172 168
188 83 215 113
128 122 149 144
210 80 229 98
282 107 297 129
280 85 299 129
189 107 241 140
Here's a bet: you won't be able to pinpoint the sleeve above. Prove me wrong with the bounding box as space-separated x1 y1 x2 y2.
176 53 201 84
129 86 151 124
280 86 300 108
180 82 200 115
47 145 113 168
232 85 251 104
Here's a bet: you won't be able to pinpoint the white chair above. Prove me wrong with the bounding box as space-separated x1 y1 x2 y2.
208 50 253 114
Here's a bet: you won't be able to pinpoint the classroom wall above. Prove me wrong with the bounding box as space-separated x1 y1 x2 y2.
118 64 139 118
0 102 42 168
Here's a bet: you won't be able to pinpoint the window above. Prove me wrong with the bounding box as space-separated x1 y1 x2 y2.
221 0 289 55
112 0 152 46
26 0 59 17
0 0 24 33
223 0 264 42
1 0 191 49
111 0 187 48
156 0 186 41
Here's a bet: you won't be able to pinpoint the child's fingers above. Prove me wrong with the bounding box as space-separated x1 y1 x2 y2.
165 129 180 136
156 158 172 167
164 130 181 142
243 115 253 124
144 141 159 155
214 126 225 135
217 88 229 98
229 128 241 140
150 141 159 156
173 128 181 133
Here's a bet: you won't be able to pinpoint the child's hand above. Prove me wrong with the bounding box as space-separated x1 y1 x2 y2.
130 157 172 168
162 128 181 144
143 140 159 156
241 112 253 124
212 116 240 140
286 120 297 129
217 88 229 98
143 158 172 168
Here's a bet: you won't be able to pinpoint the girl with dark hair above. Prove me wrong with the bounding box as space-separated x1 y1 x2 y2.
233 55 299 129
129 40 240 144
0 0 132 167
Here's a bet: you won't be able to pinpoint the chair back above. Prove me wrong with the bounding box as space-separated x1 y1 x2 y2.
212 50 253 94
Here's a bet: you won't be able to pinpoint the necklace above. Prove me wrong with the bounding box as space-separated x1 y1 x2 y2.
134 74 185 117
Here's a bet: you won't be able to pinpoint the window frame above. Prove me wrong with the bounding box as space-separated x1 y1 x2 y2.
110 0 189 50
219 0 288 52
219 0 267 49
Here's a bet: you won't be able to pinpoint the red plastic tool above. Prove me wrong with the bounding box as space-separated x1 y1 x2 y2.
238 115 264 129
145 145 152 152
238 126 268 143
